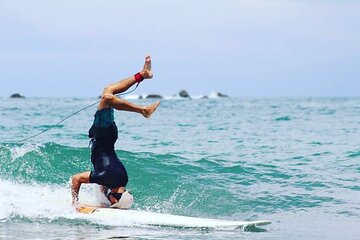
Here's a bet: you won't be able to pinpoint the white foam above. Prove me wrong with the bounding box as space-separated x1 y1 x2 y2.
0 179 103 222
0 178 126 226
123 95 141 100
9 143 41 161
208 91 221 99
0 179 271 229
191 95 206 100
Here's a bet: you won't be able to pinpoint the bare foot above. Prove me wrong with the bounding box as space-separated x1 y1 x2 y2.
140 55 153 79
142 101 160 118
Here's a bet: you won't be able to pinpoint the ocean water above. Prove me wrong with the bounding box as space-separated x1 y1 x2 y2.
0 97 359 239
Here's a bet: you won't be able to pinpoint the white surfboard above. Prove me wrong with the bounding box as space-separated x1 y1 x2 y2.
77 205 271 229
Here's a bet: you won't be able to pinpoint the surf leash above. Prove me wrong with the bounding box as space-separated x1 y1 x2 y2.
17 82 140 143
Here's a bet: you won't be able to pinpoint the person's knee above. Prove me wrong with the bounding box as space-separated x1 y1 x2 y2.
103 85 114 95
101 94 115 103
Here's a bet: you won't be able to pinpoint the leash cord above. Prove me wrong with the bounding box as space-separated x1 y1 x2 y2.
17 83 139 143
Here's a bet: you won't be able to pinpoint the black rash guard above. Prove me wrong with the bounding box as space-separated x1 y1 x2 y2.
88 108 128 189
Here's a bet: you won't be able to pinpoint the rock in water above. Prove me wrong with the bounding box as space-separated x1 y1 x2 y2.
179 90 190 98
10 93 25 98
146 94 163 99
217 92 228 98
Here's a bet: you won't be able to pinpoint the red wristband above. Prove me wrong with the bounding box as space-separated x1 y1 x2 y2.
134 72 144 83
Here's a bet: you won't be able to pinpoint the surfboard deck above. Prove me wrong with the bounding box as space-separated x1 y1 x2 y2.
76 205 271 229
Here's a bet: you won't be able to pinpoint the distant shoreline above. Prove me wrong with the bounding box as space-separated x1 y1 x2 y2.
3 94 360 98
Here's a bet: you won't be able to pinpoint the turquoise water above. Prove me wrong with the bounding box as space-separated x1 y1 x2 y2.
0 97 359 239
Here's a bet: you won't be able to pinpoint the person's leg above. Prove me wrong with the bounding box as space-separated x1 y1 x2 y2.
103 95 160 118
97 55 159 113
71 171 91 205
104 55 153 95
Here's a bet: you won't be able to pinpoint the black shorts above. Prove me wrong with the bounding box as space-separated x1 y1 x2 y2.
89 151 128 189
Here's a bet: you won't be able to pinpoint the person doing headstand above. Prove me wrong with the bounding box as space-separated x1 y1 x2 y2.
71 55 160 209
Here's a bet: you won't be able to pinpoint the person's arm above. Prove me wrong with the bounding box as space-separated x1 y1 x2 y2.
71 171 91 206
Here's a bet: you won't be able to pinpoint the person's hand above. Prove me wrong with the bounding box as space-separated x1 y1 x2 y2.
72 200 83 211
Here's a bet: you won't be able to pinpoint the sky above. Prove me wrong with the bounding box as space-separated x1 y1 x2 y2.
0 0 359 97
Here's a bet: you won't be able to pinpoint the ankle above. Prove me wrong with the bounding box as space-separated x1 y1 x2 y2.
141 106 147 116
140 70 153 79
134 72 144 83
